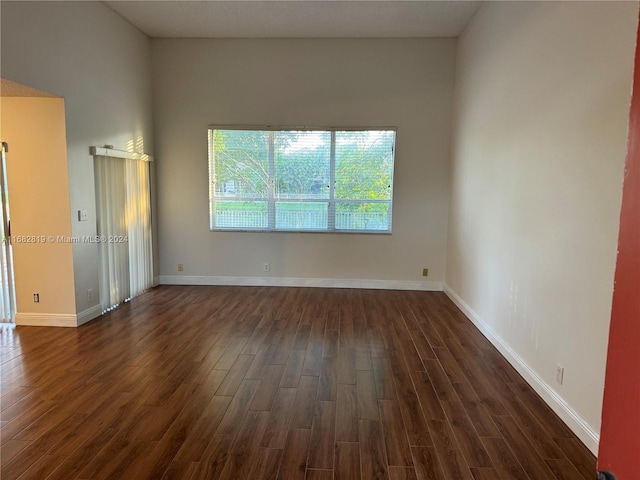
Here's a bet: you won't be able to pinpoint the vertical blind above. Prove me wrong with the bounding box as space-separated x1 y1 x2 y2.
94 154 153 312
0 144 15 323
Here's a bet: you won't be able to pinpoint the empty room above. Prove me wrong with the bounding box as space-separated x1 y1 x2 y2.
1 1 639 479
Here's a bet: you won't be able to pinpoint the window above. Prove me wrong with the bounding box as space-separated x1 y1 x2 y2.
208 127 396 233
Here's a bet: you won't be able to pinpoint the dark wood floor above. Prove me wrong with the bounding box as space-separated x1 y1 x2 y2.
1 286 596 479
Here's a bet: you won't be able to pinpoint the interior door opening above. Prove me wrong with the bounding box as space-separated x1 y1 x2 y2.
0 142 16 324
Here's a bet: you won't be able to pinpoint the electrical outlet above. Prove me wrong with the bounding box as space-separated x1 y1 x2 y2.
177 263 184 272
555 364 564 385
422 268 429 277
33 293 40 303
263 263 270 272
87 289 93 302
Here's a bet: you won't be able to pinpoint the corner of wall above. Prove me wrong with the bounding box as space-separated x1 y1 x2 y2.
443 283 599 455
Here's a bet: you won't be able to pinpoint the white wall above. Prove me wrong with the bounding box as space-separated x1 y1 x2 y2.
446 1 639 452
152 38 455 288
1 1 154 318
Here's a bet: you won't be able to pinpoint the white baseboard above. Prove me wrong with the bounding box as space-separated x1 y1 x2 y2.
15 304 103 327
443 283 599 455
159 275 442 291
15 312 79 327
76 305 102 326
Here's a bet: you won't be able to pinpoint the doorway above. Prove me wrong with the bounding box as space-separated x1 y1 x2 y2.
0 142 16 324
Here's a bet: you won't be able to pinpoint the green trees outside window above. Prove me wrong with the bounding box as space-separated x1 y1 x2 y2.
208 128 395 232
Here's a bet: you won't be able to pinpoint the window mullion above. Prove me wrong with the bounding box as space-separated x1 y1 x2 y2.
328 131 336 231
268 131 275 229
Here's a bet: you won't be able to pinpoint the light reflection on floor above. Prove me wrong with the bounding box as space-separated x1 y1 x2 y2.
0 322 18 347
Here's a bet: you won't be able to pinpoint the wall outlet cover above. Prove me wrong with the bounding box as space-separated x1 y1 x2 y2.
556 365 564 385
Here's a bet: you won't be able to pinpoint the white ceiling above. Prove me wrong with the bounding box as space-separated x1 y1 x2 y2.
105 1 481 38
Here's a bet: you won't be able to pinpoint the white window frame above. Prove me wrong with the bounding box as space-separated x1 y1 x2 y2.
208 126 396 234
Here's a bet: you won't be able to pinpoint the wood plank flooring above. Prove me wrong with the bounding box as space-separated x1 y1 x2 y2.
0 286 596 479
